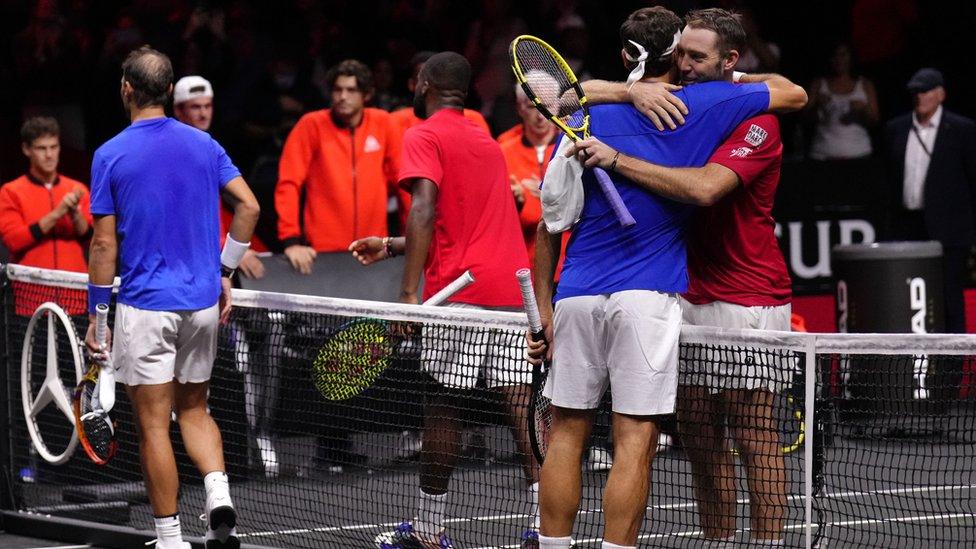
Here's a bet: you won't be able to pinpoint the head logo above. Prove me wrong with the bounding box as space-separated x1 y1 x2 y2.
729 147 752 158
909 277 927 334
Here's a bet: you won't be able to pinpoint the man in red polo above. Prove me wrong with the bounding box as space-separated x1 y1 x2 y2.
350 52 539 549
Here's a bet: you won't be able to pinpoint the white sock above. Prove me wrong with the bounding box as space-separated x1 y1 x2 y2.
204 471 232 509
752 538 784 545
416 489 447 536
528 482 540 529
538 534 573 549
153 514 183 548
601 542 635 549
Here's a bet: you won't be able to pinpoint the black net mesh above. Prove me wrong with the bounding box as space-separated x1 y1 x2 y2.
3 267 975 548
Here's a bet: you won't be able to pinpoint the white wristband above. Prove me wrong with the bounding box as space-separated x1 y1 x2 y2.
733 71 746 83
220 233 250 269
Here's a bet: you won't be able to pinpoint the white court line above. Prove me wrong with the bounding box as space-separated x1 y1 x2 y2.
237 484 976 541
26 546 92 549
475 513 976 548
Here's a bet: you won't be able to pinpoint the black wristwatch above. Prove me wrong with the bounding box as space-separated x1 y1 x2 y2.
221 265 236 279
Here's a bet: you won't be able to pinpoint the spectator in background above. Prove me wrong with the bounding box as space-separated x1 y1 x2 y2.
808 42 879 161
555 13 593 82
0 117 91 275
275 59 397 275
174 75 266 280
388 51 490 232
463 0 528 133
371 58 407 112
883 68 976 333
732 7 779 73
502 84 557 260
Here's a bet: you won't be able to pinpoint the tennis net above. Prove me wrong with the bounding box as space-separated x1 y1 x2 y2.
3 264 975 548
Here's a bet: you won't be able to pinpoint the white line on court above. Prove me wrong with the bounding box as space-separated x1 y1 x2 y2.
236 483 976 542
26 545 92 549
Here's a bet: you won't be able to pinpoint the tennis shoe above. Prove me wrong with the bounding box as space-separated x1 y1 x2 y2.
520 529 540 548
203 494 239 549
374 521 454 549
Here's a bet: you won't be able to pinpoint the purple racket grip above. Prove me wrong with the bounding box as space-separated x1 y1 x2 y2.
593 167 636 227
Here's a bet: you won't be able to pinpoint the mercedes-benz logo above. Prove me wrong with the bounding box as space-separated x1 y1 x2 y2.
20 302 84 465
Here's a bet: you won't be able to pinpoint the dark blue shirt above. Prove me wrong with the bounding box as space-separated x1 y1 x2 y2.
90 117 240 311
556 81 770 301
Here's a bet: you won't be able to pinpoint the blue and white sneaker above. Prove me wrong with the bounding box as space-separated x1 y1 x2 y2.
375 521 454 549
520 529 540 548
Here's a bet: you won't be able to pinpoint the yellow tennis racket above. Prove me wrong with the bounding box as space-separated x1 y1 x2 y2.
510 35 635 227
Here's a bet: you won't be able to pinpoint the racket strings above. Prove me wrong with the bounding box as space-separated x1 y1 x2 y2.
313 320 394 400
77 380 115 461
513 41 586 131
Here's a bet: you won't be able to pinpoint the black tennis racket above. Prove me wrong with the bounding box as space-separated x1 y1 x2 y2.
516 268 552 464
510 35 636 228
73 303 117 465
312 270 475 401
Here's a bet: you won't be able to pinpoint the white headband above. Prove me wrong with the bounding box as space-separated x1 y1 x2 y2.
625 31 681 86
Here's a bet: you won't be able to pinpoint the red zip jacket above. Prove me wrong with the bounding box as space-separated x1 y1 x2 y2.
0 173 92 316
275 108 397 251
0 173 91 272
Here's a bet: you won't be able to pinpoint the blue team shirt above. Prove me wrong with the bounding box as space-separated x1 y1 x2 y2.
90 117 240 311
555 81 770 301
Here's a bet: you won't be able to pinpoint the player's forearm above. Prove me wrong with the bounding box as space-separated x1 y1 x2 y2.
744 73 808 112
400 200 434 302
532 221 560 317
615 155 723 206
229 199 259 243
580 80 629 105
88 228 117 286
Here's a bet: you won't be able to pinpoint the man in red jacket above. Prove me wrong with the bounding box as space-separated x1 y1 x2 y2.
0 117 92 315
275 59 397 274
0 116 91 273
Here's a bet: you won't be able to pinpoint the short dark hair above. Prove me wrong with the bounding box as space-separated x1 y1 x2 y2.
420 51 471 96
410 51 436 80
21 116 60 145
684 8 746 58
121 46 174 108
325 59 374 94
619 7 683 77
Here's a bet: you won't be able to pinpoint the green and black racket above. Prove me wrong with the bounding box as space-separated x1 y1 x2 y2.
312 271 475 400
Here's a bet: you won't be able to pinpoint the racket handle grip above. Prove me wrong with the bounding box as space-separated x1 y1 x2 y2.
424 270 475 306
594 168 636 227
516 268 547 342
95 303 109 347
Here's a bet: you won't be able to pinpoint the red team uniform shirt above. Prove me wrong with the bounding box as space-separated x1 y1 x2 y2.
398 109 528 307
683 114 792 306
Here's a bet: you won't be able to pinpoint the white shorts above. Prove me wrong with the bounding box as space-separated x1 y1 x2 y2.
547 290 680 416
421 303 530 390
678 298 796 395
113 302 219 386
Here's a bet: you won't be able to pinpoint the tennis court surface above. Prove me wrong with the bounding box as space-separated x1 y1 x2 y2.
4 264 975 547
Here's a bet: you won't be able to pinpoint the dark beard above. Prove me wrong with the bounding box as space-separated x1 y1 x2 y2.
413 92 427 119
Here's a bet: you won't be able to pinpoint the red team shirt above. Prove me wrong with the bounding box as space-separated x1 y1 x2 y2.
398 109 528 307
683 114 792 307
